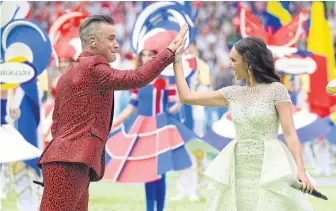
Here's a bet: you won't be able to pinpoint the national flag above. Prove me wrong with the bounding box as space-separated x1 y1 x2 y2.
307 1 336 117
265 1 292 33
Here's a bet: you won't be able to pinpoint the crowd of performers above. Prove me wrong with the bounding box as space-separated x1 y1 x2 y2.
1 1 336 211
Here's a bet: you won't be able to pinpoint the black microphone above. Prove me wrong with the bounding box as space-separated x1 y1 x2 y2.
291 180 328 200
33 180 44 187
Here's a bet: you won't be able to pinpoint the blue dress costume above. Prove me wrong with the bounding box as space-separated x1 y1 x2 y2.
0 99 7 169
105 79 198 211
0 98 41 163
1 99 7 125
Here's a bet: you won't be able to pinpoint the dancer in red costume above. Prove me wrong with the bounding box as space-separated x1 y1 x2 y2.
36 15 189 210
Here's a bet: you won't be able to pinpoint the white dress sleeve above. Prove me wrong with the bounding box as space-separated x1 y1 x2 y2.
219 86 237 106
273 82 291 105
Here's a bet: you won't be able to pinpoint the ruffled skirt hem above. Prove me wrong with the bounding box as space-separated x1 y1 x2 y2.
204 139 313 211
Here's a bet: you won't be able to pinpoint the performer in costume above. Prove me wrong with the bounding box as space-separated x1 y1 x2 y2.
173 36 314 211
169 10 211 202
1 90 19 211
1 2 52 210
170 153 200 201
170 43 212 201
36 15 189 210
127 3 208 204
0 90 42 211
105 30 198 211
313 137 333 176
130 1 209 132
0 90 42 164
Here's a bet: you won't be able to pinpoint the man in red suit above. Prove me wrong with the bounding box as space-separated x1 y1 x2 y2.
36 15 188 210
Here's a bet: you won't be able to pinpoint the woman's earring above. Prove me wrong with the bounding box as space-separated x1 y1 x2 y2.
248 68 251 75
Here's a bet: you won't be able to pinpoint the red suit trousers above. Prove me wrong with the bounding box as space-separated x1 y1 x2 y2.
40 162 90 211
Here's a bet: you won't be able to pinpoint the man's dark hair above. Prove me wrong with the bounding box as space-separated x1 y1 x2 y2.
234 36 281 84
79 15 114 48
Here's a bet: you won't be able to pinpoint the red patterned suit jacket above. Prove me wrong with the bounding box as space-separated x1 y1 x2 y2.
37 49 175 181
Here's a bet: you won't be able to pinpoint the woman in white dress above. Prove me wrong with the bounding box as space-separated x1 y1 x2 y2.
173 36 314 210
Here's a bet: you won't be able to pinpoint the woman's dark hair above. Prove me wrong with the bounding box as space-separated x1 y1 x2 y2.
233 36 280 83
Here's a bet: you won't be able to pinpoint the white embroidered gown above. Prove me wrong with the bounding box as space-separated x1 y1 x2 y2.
205 82 313 211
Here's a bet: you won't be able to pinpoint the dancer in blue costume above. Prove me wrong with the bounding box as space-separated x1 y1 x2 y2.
0 90 41 211
105 31 198 211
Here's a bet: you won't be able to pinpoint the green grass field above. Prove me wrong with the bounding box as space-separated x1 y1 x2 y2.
2 172 336 211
